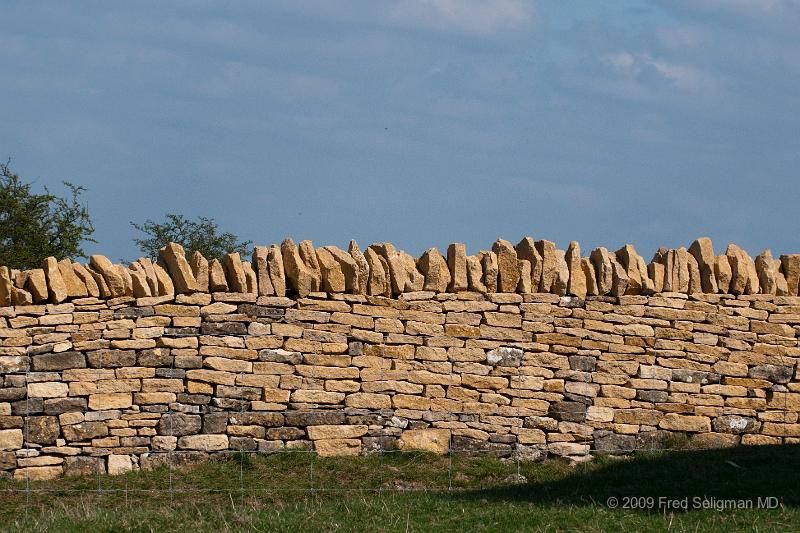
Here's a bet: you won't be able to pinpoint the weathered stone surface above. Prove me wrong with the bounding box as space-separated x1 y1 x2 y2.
615 245 643 295
348 240 369 295
268 245 287 297
725 245 747 295
315 438 361 457
516 259 532 293
0 429 23 450
153 263 175 296
486 346 523 367
281 239 315 297
89 255 125 298
64 456 105 476
43 257 68 303
658 414 710 432
548 402 587 423
252 247 275 297
492 239 519 293
223 253 247 293
565 241 586 298
780 254 800 296
535 240 557 293
398 429 450 454
159 243 199 294
129 265 151 297
755 250 778 295
24 416 60 444
364 247 390 296
466 256 487 293
107 454 133 475
298 240 322 292
581 257 598 296
714 254 732 293
418 248 450 293
687 253 702 294
242 259 258 293
552 250 569 296
480 250 499 293
609 253 629 297
515 237 542 291
307 425 368 440
749 364 793 383
324 246 358 294
316 247 346 293
673 248 691 294
63 421 108 442
0 266 12 306
24 268 49 302
178 434 228 451
157 413 202 436
33 352 86 371
399 251 424 292
189 251 210 293
590 248 613 295
209 258 228 292
712 415 759 434
447 243 468 292
135 257 159 295
689 237 718 293
648 259 665 293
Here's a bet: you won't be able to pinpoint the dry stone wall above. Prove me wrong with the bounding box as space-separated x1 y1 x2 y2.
1 237 799 480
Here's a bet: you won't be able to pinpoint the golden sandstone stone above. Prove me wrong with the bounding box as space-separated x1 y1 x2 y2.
1 237 800 474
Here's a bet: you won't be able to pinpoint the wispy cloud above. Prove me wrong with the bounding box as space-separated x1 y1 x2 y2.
385 0 535 36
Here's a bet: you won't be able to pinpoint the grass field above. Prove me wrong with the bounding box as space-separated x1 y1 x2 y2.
1 445 798 532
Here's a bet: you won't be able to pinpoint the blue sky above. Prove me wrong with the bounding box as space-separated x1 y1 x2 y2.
2 1 799 262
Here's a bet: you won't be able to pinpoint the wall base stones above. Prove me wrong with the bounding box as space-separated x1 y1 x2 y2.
2 262 800 478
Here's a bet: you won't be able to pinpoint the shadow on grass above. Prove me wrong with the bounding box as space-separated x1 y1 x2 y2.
457 445 800 511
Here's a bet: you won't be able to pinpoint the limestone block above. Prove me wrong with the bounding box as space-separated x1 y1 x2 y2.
14 466 62 481
178 434 229 451
687 253 701 294
42 257 67 303
565 241 586 298
298 240 322 292
492 239 519 293
0 266 11 306
515 237 542 291
714 254 731 293
648 261 665 293
153 263 174 297
756 250 778 295
0 429 23 450
25 268 49 302
399 251 424 292
590 248 613 295
457 255 482 293
209 258 228 291
189 251 210 293
324 246 358 293
316 247 346 293
307 425 368 440
516 259 532 293
580 257 598 296
673 248 690 294
89 255 125 298
398 429 450 454
535 239 558 293
108 454 133 475
159 243 199 294
241 261 258 293
348 240 369 295
282 239 315 297
222 252 247 293
315 439 361 457
447 243 468 292
128 265 152 297
688 237 718 293
635 254 655 294
418 248 450 293
11 286 32 305
780 254 800 296
268 245 287 297
552 250 569 296
726 244 749 295
480 250 499 293
252 247 275 296
773 258 789 296
659 414 711 432
365 247 390 296
135 257 159 295
614 244 642 295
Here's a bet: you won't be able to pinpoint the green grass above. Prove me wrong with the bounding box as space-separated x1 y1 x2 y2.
1 445 799 532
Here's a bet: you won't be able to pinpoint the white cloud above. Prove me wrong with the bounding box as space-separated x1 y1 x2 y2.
602 51 724 95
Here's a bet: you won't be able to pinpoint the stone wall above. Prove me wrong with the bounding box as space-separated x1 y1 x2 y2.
1 237 799 480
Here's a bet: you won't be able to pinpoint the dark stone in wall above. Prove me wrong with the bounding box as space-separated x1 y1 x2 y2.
157 413 202 436
285 411 345 426
32 351 86 371
23 415 60 444
548 401 587 422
